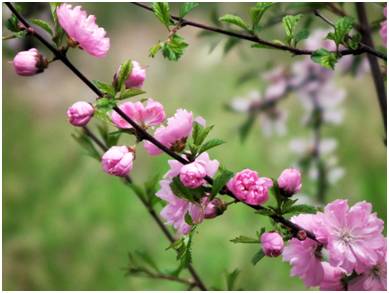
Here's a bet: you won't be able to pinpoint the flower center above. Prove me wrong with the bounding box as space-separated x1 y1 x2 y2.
339 229 354 244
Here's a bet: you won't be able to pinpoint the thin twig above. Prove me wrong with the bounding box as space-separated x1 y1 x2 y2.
355 3 387 135
5 2 319 242
131 2 386 61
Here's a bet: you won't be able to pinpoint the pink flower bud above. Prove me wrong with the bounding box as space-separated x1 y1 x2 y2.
204 198 226 219
113 61 146 89
101 146 134 177
66 101 94 127
179 162 207 188
277 168 302 196
261 232 284 257
227 169 273 206
13 48 47 76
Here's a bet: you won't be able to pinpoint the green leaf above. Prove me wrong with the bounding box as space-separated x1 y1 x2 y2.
169 176 206 202
149 42 162 58
31 18 53 35
198 138 225 153
251 249 265 265
168 230 195 268
191 122 214 147
49 3 65 48
116 60 133 91
94 97 117 123
294 29 309 45
230 235 259 244
184 212 193 225
347 32 362 50
135 250 161 273
283 204 317 215
282 14 303 46
211 168 234 198
311 48 338 69
117 88 145 100
239 115 256 142
219 14 249 31
225 269 240 290
5 14 20 32
327 16 354 47
92 80 116 97
250 2 273 30
255 207 274 216
179 2 199 18
72 131 101 161
161 34 188 61
152 2 171 29
49 3 61 23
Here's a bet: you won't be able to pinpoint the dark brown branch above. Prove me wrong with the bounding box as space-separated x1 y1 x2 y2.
356 3 387 134
131 2 386 61
5 2 318 242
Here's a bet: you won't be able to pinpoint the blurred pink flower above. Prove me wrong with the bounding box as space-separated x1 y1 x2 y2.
67 101 94 126
320 200 385 274
111 99 165 129
277 168 302 196
261 232 284 257
101 146 134 177
263 66 289 100
144 109 193 155
380 6 387 47
13 48 47 76
227 169 273 205
57 4 110 57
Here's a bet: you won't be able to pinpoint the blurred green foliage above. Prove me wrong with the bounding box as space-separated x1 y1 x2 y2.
2 2 386 290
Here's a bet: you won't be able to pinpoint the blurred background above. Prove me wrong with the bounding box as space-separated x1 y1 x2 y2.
2 2 386 291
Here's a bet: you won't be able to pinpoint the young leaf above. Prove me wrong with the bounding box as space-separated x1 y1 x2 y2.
255 207 274 216
195 125 214 146
31 19 53 35
149 42 162 58
251 249 265 265
327 16 354 47
169 176 205 202
250 2 273 30
92 80 116 97
311 48 338 69
117 88 145 100
198 138 225 153
179 2 199 18
161 34 188 61
294 29 309 45
283 204 317 215
72 131 101 161
239 115 256 142
219 14 249 32
5 14 20 32
152 2 171 29
282 14 302 46
230 235 259 244
225 269 240 290
116 60 133 91
211 168 234 198
184 212 194 225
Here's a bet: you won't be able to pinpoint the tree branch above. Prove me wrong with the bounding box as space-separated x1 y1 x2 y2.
5 2 318 243
82 126 207 290
131 2 386 61
355 3 387 135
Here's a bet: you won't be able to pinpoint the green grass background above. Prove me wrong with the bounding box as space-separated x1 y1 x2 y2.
2 2 386 290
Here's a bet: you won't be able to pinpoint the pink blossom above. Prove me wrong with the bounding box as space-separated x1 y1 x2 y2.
111 99 165 129
282 214 327 287
13 48 47 76
348 244 387 291
144 109 193 155
156 152 219 234
380 6 387 47
320 200 385 274
57 4 110 57
261 232 284 257
263 66 289 100
319 262 346 291
179 162 207 189
67 101 94 126
156 179 206 235
277 168 302 196
101 146 134 177
126 61 146 88
227 169 273 206
203 198 225 219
